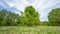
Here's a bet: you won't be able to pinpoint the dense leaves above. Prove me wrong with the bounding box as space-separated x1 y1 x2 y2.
48 8 60 26
0 6 41 26
0 9 20 26
20 6 41 26
0 6 60 26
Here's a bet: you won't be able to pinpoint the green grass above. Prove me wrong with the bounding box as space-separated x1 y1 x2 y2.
0 26 60 34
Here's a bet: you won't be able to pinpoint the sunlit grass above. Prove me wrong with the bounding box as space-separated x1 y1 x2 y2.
0 26 60 34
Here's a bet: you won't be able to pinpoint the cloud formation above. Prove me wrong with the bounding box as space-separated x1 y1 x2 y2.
0 0 60 21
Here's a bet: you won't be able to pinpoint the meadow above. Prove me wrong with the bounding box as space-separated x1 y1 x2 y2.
0 26 60 34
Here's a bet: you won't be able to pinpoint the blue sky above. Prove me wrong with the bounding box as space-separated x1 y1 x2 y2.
0 0 60 21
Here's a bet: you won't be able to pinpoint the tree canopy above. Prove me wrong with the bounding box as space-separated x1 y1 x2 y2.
20 6 41 26
0 9 20 26
1 6 60 26
48 8 60 26
0 6 41 26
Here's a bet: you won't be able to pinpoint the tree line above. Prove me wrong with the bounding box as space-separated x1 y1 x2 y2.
0 6 60 26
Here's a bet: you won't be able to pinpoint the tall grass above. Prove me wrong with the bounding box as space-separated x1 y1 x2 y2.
0 26 60 34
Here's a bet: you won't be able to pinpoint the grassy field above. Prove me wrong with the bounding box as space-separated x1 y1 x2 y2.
0 26 60 34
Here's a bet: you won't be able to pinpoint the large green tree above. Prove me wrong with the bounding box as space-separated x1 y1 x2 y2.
48 8 60 26
20 6 40 26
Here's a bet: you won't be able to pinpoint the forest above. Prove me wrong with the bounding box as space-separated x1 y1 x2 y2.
0 6 60 26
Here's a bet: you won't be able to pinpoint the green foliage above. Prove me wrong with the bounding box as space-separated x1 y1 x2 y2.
0 6 41 26
2 6 60 26
48 8 60 26
40 21 49 26
20 6 41 26
0 9 20 26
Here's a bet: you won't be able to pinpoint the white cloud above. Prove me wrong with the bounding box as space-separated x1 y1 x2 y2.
3 0 29 11
7 2 15 7
31 0 60 20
